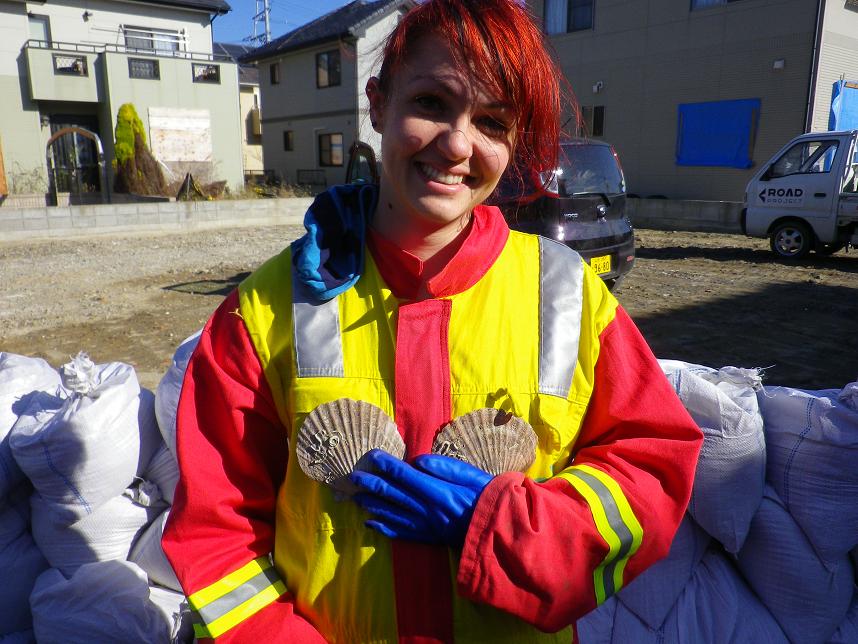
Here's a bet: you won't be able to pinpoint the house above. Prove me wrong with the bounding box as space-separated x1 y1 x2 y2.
0 0 243 204
529 0 858 201
214 42 264 182
241 0 413 193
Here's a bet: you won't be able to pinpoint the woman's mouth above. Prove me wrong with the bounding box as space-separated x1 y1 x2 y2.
417 162 470 186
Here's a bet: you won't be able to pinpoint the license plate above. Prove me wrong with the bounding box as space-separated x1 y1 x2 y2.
590 254 611 275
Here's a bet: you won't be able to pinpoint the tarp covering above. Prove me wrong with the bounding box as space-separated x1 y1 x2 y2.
829 80 858 132
676 98 761 168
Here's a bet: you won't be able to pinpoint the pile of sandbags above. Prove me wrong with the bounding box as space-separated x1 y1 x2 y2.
579 361 858 644
0 344 198 644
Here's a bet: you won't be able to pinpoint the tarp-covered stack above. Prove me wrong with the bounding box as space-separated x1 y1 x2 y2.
0 343 199 644
579 361 858 644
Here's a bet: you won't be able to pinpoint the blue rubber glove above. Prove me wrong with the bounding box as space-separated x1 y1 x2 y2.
349 449 494 548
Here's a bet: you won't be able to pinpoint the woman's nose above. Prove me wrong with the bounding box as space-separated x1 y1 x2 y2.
437 125 473 161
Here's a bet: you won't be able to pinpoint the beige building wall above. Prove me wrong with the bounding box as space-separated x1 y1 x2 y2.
532 0 817 201
240 85 263 175
259 40 359 187
810 2 858 132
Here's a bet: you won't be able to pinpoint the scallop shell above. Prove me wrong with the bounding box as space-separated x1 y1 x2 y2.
432 409 537 475
296 398 405 493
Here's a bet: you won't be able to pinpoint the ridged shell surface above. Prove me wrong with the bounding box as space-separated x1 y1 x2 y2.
432 409 537 475
296 398 405 493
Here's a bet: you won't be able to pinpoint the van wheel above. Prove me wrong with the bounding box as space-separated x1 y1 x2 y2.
770 221 813 259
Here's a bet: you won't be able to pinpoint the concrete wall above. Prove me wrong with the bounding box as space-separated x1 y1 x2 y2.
626 197 743 233
810 2 858 132
0 196 311 241
531 0 817 202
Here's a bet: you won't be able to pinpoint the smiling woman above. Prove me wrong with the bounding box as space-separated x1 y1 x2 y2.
162 1 703 642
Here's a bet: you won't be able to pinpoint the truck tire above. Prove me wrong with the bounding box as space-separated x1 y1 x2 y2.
769 221 813 259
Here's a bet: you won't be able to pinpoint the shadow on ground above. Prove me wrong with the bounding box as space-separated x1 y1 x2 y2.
632 280 858 389
162 272 251 296
636 245 858 273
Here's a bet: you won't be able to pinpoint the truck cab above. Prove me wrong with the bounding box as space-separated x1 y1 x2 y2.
742 130 858 258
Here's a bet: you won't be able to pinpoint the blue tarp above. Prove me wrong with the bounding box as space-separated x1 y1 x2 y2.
829 80 858 132
676 98 761 168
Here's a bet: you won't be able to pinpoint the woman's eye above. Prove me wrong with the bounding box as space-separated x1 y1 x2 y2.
478 117 511 137
415 95 443 111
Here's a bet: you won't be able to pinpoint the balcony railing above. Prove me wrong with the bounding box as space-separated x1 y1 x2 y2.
24 39 232 63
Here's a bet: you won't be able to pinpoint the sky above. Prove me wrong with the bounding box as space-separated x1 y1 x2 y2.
212 0 353 45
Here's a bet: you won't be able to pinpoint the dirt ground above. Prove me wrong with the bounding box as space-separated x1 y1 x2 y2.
1 225 857 391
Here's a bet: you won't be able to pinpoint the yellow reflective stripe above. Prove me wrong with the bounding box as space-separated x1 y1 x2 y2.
192 578 287 639
557 465 643 605
576 464 644 592
188 556 287 638
188 556 272 610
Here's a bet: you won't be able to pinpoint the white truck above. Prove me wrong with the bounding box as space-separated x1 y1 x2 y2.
742 130 858 258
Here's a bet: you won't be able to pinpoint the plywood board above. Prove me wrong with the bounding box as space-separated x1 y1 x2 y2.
148 107 212 163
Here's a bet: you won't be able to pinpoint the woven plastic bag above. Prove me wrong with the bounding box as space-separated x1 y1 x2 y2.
129 509 181 592
144 443 179 505
155 331 201 457
659 360 765 552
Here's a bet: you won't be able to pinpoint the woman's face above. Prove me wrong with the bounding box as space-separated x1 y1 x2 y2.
368 33 515 235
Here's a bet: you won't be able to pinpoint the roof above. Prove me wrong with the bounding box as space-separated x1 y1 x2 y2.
130 0 231 14
214 42 259 85
241 0 410 62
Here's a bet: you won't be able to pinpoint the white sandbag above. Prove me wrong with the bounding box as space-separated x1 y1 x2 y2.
659 360 765 552
129 509 181 592
828 596 858 644
155 331 201 456
149 585 194 644
144 443 179 505
616 516 710 630
0 484 31 547
30 561 171 643
31 487 161 577
10 354 144 523
137 387 163 478
0 525 49 635
759 383 858 563
1 352 63 503
736 485 853 644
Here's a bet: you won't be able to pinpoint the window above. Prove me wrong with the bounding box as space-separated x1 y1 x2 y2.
124 26 181 53
270 62 280 85
284 130 294 151
53 54 87 76
192 63 220 83
769 140 839 179
316 50 341 88
676 98 760 168
544 0 593 34
579 105 605 137
128 58 160 80
319 133 343 166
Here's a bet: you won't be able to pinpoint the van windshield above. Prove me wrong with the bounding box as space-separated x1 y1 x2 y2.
556 144 625 196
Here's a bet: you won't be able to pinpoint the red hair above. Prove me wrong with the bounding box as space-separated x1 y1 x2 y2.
377 0 566 177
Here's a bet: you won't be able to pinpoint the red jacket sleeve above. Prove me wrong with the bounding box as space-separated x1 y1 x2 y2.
457 305 703 632
162 290 324 642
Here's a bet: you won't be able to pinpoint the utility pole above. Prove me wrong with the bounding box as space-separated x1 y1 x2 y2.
250 0 272 45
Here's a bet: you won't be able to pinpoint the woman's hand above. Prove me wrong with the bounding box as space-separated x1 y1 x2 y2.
349 449 493 548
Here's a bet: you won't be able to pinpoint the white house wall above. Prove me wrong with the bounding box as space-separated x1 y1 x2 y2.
810 2 858 132
531 0 817 201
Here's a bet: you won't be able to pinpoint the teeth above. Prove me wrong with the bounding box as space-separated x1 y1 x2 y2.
419 163 465 185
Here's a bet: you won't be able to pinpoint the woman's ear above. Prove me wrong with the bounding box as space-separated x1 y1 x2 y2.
366 77 385 132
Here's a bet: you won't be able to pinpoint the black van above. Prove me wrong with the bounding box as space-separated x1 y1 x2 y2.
491 139 635 290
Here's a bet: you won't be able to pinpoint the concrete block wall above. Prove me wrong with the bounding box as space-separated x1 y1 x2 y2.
626 198 743 234
0 197 312 242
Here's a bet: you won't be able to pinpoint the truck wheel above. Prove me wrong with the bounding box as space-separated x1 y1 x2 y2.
769 221 813 259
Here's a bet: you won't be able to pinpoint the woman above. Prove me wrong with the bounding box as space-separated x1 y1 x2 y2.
163 1 702 642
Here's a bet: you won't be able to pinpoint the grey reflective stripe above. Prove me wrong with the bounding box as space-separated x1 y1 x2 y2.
292 271 344 377
567 468 633 598
192 566 282 628
538 237 584 397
